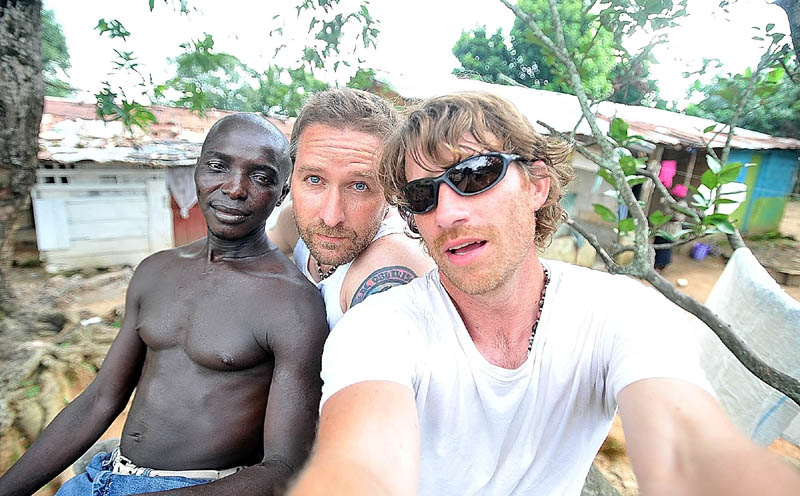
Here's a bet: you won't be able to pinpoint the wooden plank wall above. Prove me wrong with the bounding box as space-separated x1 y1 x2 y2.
31 168 173 272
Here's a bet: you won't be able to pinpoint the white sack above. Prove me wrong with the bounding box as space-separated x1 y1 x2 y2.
697 247 800 446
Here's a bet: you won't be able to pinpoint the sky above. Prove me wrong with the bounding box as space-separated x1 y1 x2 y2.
45 0 792 107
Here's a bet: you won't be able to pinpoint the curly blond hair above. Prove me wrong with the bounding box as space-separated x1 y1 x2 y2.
378 91 574 247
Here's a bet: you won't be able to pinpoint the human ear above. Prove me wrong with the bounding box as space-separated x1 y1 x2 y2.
528 161 550 210
277 182 290 207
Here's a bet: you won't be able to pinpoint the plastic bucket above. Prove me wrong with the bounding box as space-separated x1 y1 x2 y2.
691 243 710 260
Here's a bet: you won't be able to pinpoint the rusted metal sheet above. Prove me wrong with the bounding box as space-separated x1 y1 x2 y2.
38 98 295 168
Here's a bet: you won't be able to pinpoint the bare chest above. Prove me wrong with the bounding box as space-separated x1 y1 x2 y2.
135 267 276 371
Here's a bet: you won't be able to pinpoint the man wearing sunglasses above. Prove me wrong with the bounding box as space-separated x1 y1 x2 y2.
289 92 800 495
269 88 433 328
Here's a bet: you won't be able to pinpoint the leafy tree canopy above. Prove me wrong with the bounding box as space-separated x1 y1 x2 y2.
42 7 72 97
686 61 800 139
452 0 662 105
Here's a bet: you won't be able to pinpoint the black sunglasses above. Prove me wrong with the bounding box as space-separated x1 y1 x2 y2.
401 153 527 214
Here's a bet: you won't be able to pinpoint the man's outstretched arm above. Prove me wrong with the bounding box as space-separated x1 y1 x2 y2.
289 381 420 496
0 268 148 496
619 378 800 496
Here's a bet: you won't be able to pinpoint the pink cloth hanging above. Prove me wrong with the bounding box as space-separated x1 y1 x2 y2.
659 160 677 188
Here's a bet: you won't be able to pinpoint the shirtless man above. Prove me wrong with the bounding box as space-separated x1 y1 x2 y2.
0 114 328 496
270 88 433 327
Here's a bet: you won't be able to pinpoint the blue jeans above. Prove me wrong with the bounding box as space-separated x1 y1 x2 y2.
56 451 209 495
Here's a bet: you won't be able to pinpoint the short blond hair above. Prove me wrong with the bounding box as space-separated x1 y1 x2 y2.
290 88 399 162
378 92 574 247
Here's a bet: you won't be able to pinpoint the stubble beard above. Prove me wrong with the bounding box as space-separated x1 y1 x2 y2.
423 204 538 296
299 219 382 267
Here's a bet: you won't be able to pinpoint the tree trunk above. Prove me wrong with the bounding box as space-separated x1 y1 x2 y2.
777 0 799 65
0 0 44 316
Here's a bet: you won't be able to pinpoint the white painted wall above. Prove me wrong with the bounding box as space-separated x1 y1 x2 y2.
31 168 174 272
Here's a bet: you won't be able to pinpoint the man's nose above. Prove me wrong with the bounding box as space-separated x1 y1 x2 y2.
320 187 346 227
222 172 247 200
433 183 469 229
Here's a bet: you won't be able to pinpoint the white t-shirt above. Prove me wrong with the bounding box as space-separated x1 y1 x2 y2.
321 260 710 496
293 214 407 328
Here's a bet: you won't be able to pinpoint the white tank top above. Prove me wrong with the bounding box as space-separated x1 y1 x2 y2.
293 213 407 329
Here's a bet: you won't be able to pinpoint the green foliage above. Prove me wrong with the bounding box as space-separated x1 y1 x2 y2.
42 8 72 97
452 0 660 104
609 118 628 142
95 83 157 132
593 204 618 222
347 68 376 90
686 61 800 139
618 217 635 232
163 34 328 117
94 1 374 126
514 0 617 98
95 18 131 40
608 49 660 105
649 210 672 229
276 0 380 75
595 123 743 242
452 27 518 85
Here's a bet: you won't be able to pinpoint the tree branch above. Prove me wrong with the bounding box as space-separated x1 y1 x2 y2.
727 229 746 250
635 168 702 223
644 267 800 408
576 28 602 75
536 120 604 165
651 233 706 250
565 219 625 273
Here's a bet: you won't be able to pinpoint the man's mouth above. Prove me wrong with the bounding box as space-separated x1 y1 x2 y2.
209 202 250 222
211 203 248 216
446 240 487 256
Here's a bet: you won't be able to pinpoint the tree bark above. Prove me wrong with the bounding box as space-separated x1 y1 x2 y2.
776 0 799 65
0 0 44 315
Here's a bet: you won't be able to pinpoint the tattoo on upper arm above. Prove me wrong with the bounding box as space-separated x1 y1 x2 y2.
350 265 417 308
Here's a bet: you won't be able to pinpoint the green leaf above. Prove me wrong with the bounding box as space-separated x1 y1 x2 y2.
597 169 617 188
653 230 675 242
713 198 737 205
618 218 635 232
766 23 775 32
149 0 155 11
649 210 673 229
717 162 742 184
619 156 637 175
710 218 736 234
593 204 618 223
609 118 628 143
701 169 718 189
706 154 722 173
627 177 647 187
691 193 709 210
766 67 785 84
703 124 716 133
770 32 785 43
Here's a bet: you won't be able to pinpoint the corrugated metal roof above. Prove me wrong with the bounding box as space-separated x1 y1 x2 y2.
39 98 295 168
386 75 800 151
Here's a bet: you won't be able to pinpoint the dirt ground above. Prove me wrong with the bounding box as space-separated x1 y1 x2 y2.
5 201 800 495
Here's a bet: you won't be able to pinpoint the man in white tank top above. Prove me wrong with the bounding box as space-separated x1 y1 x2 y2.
289 93 800 495
269 88 433 328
